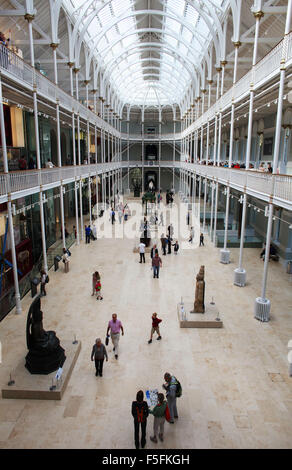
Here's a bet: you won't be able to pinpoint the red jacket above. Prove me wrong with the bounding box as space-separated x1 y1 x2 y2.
152 317 162 327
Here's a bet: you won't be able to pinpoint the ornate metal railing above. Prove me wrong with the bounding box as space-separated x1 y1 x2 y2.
0 44 119 137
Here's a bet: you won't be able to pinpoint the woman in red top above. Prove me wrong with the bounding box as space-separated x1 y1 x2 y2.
148 312 162 344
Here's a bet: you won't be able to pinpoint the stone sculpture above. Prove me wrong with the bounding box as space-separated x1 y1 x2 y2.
193 265 205 313
25 296 66 374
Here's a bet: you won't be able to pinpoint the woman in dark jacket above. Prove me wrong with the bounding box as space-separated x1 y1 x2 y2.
131 390 149 449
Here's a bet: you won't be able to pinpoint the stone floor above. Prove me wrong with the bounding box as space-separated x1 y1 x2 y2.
0 195 292 449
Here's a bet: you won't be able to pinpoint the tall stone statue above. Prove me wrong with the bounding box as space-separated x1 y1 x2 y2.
193 266 205 313
25 296 66 374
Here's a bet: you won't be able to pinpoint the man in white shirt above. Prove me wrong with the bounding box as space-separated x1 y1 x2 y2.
139 242 146 263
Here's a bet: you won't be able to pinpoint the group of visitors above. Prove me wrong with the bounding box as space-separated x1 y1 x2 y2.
90 314 124 376
131 372 181 449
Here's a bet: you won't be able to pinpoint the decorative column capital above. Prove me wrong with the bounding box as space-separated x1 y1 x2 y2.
91 89 98 94
207 79 213 85
84 80 90 86
216 67 222 73
99 96 105 102
253 10 264 19
67 62 74 68
233 41 242 48
220 60 228 67
50 43 59 51
73 67 80 74
201 89 207 94
24 13 35 22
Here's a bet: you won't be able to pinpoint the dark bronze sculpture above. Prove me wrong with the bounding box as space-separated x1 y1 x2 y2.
193 266 205 313
25 296 66 374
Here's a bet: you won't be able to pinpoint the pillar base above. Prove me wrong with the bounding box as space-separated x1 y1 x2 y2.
234 268 246 287
254 297 270 322
220 249 230 264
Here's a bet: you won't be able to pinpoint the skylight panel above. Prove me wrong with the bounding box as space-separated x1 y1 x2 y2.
181 27 193 44
164 35 178 49
112 0 131 18
164 17 181 35
98 3 113 27
167 0 186 17
118 17 136 35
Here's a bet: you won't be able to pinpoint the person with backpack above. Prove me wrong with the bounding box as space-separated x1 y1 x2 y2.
162 372 181 424
131 390 149 449
149 393 167 443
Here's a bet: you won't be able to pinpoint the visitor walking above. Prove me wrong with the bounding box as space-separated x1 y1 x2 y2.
40 269 47 297
150 244 157 259
161 234 167 256
85 225 91 244
62 248 70 273
167 235 172 254
106 314 124 360
149 393 167 443
131 390 149 449
139 241 146 263
92 271 99 296
172 240 179 254
199 233 204 246
91 338 108 377
168 223 174 240
189 226 194 244
162 373 179 424
148 313 162 343
111 208 115 224
95 272 103 300
152 252 162 279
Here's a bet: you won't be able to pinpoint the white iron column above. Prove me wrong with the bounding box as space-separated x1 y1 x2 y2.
33 81 48 273
234 8 262 286
159 109 162 191
203 178 207 233
213 180 219 246
221 42 240 264
255 0 292 321
0 75 22 314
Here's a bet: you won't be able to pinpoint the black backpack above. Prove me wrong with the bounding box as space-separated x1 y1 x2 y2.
45 275 49 284
174 378 182 398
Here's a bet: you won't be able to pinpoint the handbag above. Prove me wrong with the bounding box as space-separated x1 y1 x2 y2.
105 335 109 346
165 404 171 423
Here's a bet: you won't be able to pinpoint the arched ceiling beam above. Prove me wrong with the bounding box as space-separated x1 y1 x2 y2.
102 44 197 86
111 62 189 90
116 74 185 100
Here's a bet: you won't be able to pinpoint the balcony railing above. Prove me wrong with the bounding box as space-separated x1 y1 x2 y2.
1 160 292 210
0 44 119 137
182 162 292 209
182 32 292 137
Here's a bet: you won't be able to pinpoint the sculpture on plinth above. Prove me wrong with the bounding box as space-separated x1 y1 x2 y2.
25 296 66 375
192 266 205 313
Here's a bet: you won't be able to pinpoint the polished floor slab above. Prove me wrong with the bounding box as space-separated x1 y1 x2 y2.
0 196 291 449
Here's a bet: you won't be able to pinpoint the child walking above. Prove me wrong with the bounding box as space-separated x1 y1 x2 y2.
148 313 162 343
95 272 103 300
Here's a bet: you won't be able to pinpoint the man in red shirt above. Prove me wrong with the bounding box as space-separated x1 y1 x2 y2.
148 312 162 344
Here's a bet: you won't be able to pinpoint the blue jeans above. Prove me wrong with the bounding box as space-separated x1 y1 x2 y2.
153 266 160 278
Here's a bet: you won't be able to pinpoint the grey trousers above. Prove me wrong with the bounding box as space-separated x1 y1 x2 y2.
111 333 120 355
167 396 178 421
153 416 165 437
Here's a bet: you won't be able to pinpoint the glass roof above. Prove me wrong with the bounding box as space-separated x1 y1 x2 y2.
64 0 226 107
